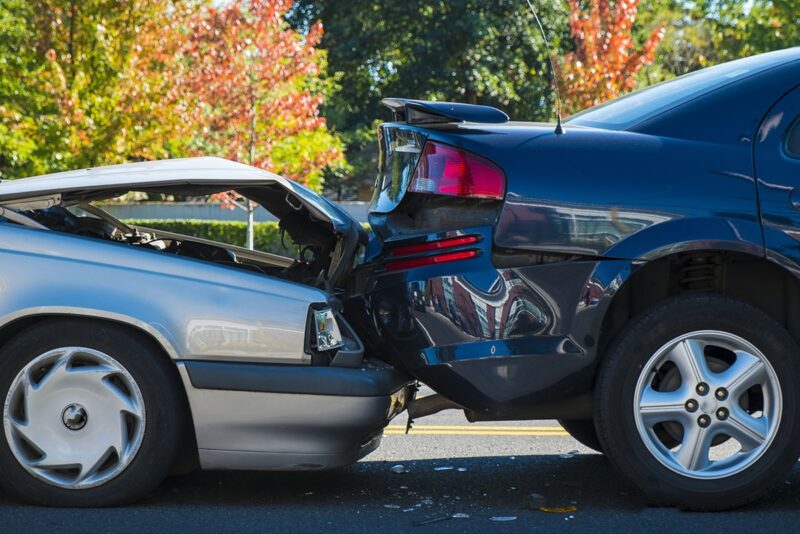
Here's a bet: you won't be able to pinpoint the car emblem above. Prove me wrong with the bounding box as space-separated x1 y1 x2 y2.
61 404 88 431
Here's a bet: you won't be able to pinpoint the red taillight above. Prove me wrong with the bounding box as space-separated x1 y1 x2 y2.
385 250 479 271
389 235 479 256
384 234 481 271
409 141 505 200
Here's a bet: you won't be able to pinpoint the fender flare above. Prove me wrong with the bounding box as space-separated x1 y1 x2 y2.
576 217 772 360
603 216 764 261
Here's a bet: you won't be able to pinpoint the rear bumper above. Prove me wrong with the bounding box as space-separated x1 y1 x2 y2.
412 338 593 415
347 230 623 413
177 360 414 470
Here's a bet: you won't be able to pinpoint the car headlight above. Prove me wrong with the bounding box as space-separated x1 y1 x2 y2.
313 308 343 351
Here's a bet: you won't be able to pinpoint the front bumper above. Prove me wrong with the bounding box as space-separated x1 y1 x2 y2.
177 360 414 470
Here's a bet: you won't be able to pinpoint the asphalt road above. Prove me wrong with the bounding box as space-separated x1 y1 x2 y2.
1 391 799 532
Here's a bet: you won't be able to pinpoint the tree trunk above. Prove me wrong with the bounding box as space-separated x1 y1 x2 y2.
67 1 77 88
246 90 257 250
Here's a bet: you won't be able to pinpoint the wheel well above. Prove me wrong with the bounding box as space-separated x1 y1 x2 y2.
0 314 199 473
599 250 800 356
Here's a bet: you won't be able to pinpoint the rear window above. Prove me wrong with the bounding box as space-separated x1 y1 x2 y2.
567 51 796 130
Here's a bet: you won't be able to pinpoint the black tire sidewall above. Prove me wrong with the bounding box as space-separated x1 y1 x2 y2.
0 319 183 506
557 419 604 453
596 295 800 509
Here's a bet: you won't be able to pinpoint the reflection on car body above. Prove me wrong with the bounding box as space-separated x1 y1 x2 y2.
420 270 554 342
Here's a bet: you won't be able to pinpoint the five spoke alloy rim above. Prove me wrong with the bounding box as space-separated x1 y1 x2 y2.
3 347 146 489
634 330 782 480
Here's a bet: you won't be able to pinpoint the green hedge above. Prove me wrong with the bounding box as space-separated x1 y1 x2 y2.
124 219 293 255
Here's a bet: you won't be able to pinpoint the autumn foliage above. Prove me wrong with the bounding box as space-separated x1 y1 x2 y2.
560 0 665 114
121 0 342 191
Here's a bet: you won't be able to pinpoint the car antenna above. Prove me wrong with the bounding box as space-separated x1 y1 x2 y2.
524 0 564 135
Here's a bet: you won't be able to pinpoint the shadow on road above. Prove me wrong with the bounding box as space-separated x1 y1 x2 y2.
1 454 799 532
153 453 637 510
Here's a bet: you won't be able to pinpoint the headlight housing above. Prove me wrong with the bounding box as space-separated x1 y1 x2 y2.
313 308 343 351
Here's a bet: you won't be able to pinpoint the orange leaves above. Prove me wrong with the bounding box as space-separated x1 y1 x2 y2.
561 0 664 114
120 0 343 190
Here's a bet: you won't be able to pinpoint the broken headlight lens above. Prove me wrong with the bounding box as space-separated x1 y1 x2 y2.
313 308 343 351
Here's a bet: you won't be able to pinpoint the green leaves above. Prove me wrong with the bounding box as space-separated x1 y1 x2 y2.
3 0 799 191
0 0 344 193
0 0 175 179
123 219 293 255
289 0 569 194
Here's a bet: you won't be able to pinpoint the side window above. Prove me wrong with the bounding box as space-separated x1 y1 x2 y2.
786 117 800 158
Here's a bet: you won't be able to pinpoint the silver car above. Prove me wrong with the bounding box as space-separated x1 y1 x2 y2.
0 157 413 506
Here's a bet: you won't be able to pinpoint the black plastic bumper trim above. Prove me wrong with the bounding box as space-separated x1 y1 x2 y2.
184 360 413 397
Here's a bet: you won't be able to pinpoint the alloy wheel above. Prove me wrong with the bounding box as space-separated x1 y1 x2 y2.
633 330 781 479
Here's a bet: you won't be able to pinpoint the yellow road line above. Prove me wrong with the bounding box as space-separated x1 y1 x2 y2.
386 425 565 431
383 424 570 436
384 430 570 436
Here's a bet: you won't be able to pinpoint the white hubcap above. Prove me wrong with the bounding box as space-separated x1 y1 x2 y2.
3 347 146 489
634 331 781 479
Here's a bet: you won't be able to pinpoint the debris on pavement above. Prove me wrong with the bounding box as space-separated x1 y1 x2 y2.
384 504 401 509
390 464 410 474
559 450 580 459
433 466 454 471
490 516 518 522
457 467 467 472
451 513 470 519
523 493 546 510
539 505 578 514
412 515 451 527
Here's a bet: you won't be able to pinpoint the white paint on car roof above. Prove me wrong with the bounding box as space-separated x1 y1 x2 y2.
0 157 287 201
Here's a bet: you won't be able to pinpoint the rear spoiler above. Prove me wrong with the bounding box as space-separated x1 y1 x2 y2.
381 98 509 125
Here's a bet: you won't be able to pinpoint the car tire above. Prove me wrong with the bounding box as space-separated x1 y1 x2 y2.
0 319 184 506
595 294 800 510
558 419 603 453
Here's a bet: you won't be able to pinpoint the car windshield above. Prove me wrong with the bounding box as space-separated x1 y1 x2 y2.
566 51 796 130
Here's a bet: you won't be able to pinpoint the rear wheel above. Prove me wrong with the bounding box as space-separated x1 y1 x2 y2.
595 295 800 510
558 419 603 453
0 319 183 506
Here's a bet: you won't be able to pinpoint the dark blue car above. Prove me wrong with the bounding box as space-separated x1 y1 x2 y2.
347 47 800 510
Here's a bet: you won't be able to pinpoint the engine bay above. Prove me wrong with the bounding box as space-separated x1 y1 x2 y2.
24 205 340 287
